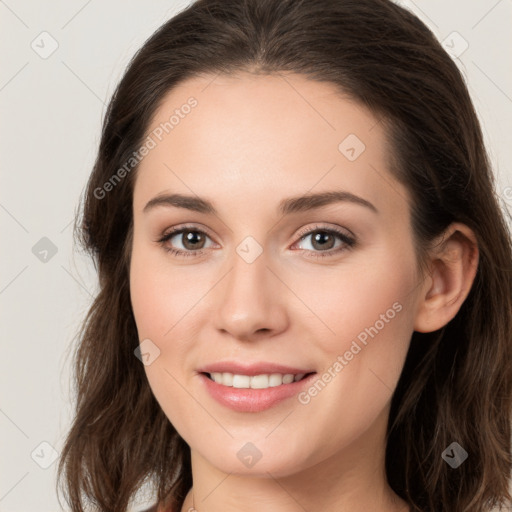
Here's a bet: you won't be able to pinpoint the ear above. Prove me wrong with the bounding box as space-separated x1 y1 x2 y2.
414 222 479 333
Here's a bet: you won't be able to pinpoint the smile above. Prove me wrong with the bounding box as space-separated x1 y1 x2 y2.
205 372 312 389
199 371 317 412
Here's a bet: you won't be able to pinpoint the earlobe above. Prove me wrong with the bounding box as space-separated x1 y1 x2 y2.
413 223 479 333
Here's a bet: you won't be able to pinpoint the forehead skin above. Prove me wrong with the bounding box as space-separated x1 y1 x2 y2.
133 72 412 251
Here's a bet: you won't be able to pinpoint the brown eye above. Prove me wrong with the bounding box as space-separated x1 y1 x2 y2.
309 231 336 251
292 225 356 259
180 230 207 250
157 226 216 257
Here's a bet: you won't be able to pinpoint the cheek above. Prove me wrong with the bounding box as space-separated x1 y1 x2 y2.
294 243 419 357
129 243 205 437
129 240 209 396
129 241 204 340
288 249 418 463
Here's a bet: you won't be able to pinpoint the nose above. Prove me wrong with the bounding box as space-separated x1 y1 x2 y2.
212 246 289 342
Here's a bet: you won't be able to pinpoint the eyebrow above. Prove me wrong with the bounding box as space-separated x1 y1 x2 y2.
143 190 378 215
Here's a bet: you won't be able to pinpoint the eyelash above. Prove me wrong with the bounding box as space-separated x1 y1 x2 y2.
156 224 356 259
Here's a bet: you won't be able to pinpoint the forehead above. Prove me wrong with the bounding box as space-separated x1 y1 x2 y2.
134 72 407 218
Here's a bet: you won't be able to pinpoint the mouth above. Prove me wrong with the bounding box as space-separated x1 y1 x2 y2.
201 371 315 389
199 370 317 412
196 361 317 411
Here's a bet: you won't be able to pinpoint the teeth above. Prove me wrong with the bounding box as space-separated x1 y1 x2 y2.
221 372 233 386
208 372 307 388
269 373 283 387
232 374 251 388
250 374 269 389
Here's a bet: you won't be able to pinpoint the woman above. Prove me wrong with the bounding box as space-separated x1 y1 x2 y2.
56 0 512 511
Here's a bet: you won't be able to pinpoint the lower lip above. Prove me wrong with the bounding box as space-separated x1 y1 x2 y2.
199 373 316 412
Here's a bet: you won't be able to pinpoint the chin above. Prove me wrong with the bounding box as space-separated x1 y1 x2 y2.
196 440 311 478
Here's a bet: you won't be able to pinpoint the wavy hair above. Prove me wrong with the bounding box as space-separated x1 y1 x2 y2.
56 0 512 510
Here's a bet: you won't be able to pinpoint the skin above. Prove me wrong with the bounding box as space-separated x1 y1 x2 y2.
129 72 479 512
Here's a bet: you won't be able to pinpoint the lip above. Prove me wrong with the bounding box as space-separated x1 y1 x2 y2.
197 361 315 376
197 362 317 413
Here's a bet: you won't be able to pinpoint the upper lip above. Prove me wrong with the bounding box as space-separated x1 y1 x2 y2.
198 361 316 376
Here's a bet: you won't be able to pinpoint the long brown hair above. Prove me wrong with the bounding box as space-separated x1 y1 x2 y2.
56 0 512 510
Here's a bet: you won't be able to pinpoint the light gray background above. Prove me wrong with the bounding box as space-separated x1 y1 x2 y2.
1 1 511 511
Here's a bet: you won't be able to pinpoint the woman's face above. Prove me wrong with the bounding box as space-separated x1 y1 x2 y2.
129 72 425 477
